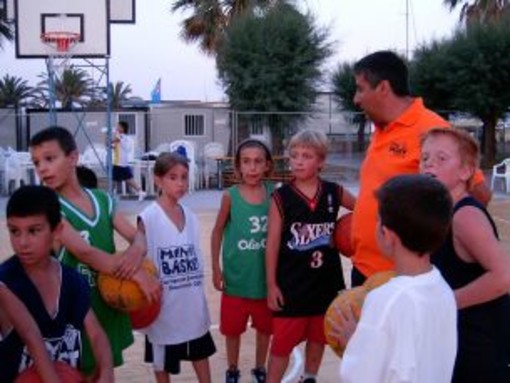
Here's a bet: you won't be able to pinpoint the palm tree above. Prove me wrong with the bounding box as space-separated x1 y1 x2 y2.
36 68 97 109
0 75 33 108
0 8 14 48
108 81 133 109
171 0 278 55
443 0 510 24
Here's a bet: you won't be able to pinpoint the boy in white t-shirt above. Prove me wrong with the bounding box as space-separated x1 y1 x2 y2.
336 174 457 383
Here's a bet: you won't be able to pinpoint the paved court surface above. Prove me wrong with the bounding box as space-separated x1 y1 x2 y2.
1 184 510 382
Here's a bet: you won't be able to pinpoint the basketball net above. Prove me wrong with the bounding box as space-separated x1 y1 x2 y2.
41 31 80 77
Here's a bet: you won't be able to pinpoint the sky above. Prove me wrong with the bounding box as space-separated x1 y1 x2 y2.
0 0 462 102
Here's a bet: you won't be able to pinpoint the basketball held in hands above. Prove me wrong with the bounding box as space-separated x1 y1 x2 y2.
333 212 354 257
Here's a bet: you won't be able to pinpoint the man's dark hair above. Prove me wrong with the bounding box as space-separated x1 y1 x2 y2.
76 166 98 189
7 185 61 230
354 50 410 96
29 126 77 154
118 121 129 134
376 174 452 255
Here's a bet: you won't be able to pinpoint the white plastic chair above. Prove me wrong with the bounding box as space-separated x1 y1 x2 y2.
491 158 510 193
80 144 107 177
3 150 30 194
202 142 225 189
169 140 199 192
154 142 172 154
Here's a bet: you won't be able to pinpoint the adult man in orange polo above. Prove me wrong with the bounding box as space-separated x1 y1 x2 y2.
350 50 491 286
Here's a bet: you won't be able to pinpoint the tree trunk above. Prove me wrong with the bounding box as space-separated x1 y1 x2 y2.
481 116 498 167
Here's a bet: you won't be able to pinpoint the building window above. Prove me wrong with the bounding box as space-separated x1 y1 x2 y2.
250 116 264 136
184 114 205 136
118 113 137 134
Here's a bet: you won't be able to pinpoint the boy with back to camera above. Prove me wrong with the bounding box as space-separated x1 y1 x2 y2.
29 127 161 379
0 186 113 383
336 174 457 383
265 129 356 383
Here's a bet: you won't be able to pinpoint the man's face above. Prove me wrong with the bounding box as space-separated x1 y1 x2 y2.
353 73 383 123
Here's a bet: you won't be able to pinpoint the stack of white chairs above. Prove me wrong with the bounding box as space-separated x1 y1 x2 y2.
169 140 199 192
491 158 510 193
202 142 225 189
3 148 32 195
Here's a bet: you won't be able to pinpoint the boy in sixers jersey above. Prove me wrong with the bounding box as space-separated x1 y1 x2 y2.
0 186 113 383
29 127 160 379
266 130 356 383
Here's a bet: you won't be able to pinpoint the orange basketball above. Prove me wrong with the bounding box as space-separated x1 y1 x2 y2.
98 258 159 311
324 286 367 357
15 361 84 383
129 297 162 329
333 212 354 257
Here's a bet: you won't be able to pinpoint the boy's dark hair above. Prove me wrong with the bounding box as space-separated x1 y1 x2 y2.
354 50 410 97
7 185 61 230
118 121 129 134
29 126 77 154
376 174 452 255
76 166 98 189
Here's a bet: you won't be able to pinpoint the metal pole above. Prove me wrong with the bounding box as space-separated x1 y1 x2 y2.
105 57 113 195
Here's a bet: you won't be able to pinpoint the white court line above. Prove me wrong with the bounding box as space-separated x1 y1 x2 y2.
493 216 510 226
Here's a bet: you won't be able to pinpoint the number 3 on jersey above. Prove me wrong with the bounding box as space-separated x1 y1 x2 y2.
310 250 324 268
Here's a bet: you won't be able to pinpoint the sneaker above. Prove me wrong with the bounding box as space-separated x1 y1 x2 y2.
251 367 266 383
137 191 146 201
225 368 240 383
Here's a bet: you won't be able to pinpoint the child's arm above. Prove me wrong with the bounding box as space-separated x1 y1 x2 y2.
266 198 284 311
0 285 61 383
111 211 146 279
210 192 231 291
340 187 356 211
83 309 114 383
452 207 510 309
59 220 118 274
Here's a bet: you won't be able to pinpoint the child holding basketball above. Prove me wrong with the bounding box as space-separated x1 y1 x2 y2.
265 129 356 383
211 138 274 383
138 152 216 383
420 127 510 383
29 127 161 378
336 174 457 383
0 186 113 383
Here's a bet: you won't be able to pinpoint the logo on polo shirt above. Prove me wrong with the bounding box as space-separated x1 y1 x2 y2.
389 141 408 157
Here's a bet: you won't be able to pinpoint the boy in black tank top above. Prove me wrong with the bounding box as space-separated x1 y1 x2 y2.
266 130 356 383
421 128 510 383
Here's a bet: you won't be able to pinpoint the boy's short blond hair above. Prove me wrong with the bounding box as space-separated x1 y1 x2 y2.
288 129 329 160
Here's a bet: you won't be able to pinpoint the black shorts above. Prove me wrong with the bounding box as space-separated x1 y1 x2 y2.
144 331 216 374
112 165 133 181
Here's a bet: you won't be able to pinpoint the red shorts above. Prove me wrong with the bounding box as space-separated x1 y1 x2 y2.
220 294 273 336
270 316 326 357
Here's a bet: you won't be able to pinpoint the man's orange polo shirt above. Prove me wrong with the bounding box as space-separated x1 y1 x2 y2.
351 98 484 277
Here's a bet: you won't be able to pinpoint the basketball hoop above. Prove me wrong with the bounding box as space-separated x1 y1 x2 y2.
41 31 80 53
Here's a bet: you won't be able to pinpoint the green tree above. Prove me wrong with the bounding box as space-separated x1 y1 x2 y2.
0 75 33 108
36 68 97 109
443 0 510 24
216 3 330 152
411 21 510 165
0 8 13 48
217 3 330 111
171 0 278 55
331 62 367 151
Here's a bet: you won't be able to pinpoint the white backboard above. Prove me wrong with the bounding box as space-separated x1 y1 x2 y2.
110 0 136 23
15 0 110 58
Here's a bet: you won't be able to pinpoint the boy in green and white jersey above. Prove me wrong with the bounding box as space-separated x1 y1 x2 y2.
29 126 161 378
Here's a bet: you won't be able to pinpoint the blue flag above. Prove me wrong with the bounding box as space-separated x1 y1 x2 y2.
150 78 161 104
